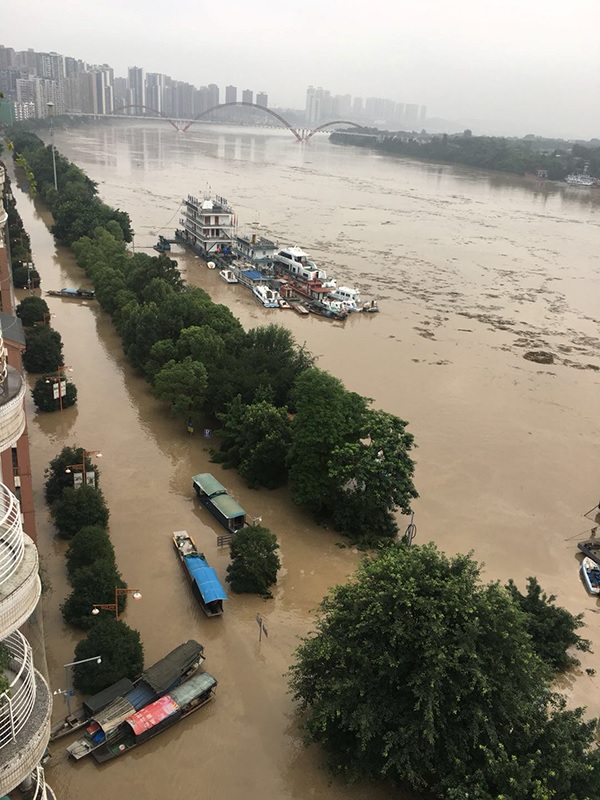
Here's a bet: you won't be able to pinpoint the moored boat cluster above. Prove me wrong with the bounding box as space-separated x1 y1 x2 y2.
171 192 379 319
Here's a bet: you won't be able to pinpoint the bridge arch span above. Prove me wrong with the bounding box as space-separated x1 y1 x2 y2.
182 102 302 140
303 120 367 141
113 104 181 131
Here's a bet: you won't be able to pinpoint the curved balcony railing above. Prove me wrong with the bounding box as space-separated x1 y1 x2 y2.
32 765 56 800
0 368 26 452
0 630 36 750
0 484 24 587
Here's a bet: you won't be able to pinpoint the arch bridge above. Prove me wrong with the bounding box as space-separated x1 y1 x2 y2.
109 103 366 141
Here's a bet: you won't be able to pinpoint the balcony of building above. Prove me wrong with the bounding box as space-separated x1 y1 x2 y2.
5 764 56 800
0 368 26 453
0 630 52 796
0 483 41 637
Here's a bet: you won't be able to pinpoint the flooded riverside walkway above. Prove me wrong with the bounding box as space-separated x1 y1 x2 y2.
8 121 600 798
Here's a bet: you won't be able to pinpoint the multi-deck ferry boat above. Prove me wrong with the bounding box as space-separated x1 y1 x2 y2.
565 173 595 187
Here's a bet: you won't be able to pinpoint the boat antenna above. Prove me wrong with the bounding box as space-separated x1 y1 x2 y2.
583 501 600 518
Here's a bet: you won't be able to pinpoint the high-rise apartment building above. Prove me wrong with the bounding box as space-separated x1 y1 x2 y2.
225 85 237 104
146 72 166 113
207 84 219 109
0 154 56 800
127 66 145 111
242 89 253 104
256 92 268 107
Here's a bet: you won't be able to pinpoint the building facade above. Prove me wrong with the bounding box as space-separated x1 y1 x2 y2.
0 165 56 799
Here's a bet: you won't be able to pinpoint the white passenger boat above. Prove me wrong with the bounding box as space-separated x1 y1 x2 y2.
565 173 595 187
252 285 281 308
219 269 238 284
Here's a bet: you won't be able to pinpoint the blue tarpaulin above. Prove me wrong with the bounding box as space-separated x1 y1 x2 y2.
184 555 227 603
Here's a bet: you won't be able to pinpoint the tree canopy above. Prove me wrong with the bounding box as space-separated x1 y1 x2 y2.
51 484 109 539
226 524 281 595
72 617 144 695
22 326 63 373
289 544 600 799
16 295 50 327
65 525 115 582
44 446 101 505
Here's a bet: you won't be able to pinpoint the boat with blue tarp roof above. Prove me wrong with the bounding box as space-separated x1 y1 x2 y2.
173 531 227 616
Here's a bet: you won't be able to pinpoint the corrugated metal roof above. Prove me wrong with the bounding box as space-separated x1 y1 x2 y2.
83 678 135 716
142 640 204 693
170 672 217 707
192 473 227 498
94 697 137 735
210 493 246 520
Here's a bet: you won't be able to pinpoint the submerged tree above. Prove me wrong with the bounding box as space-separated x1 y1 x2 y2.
289 544 600 799
226 525 281 596
72 617 144 694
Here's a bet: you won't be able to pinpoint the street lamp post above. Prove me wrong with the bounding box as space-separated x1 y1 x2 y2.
55 655 102 716
92 587 142 622
47 102 58 191
64 448 102 487
45 364 71 411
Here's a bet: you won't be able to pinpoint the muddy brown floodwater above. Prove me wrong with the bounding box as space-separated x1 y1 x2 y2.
9 121 600 799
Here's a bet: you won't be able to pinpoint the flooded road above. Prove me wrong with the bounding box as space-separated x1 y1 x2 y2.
10 121 600 799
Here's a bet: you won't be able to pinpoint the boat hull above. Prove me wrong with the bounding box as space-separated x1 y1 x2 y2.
581 557 600 594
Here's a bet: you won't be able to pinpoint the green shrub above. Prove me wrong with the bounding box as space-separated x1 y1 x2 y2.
72 618 144 694
226 525 280 596
51 485 109 540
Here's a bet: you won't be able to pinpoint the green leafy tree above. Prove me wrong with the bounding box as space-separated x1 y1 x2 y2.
226 525 281 595
16 295 49 326
72 617 144 694
505 576 590 671
11 264 40 289
328 408 418 539
152 356 208 422
288 368 367 512
51 485 109 540
22 326 63 373
65 525 115 582
215 395 292 488
44 446 101 505
61 559 125 629
289 544 600 798
32 376 77 412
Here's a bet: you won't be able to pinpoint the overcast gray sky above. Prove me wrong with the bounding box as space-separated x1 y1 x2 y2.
7 0 600 138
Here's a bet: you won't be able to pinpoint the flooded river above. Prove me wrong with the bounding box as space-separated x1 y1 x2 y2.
10 121 600 799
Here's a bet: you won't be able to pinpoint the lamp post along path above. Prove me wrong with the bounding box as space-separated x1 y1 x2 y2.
56 655 102 716
65 448 102 488
92 587 142 622
46 364 71 411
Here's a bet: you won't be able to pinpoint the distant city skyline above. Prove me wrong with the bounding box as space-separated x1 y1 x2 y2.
4 0 600 139
0 42 430 133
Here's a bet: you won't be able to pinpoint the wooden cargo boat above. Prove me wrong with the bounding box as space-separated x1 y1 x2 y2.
66 640 204 760
192 473 247 533
50 677 134 741
46 288 95 299
173 531 226 617
92 671 217 763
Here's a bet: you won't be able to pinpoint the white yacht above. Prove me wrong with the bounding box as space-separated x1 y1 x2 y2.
219 268 238 284
328 285 361 311
274 247 328 282
252 284 281 308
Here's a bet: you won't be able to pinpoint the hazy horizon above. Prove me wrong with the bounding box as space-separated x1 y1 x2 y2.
7 0 600 139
